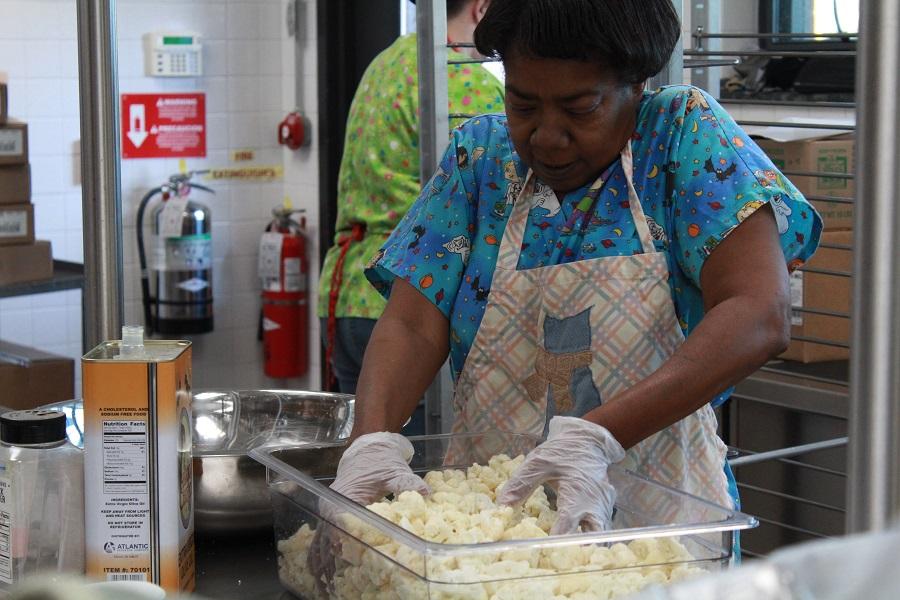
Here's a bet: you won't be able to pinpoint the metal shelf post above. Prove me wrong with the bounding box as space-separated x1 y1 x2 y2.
847 0 900 533
690 0 723 92
77 0 124 351
416 0 454 435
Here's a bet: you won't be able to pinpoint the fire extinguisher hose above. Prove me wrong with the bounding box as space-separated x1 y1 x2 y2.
325 222 366 390
136 185 164 334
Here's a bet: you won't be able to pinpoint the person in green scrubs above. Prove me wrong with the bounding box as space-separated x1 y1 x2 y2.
317 0 504 399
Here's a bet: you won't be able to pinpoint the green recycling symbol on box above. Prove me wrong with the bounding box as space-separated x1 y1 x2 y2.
817 154 848 190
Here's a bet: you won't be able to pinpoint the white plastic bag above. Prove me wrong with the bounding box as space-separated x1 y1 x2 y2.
628 522 900 600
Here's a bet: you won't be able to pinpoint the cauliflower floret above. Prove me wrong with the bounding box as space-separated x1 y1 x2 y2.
536 508 558 533
539 544 591 572
468 463 505 491
609 542 639 567
524 485 552 516
432 490 465 507
501 517 548 541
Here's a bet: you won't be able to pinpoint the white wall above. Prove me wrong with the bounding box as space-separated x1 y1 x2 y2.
0 0 322 397
0 0 84 390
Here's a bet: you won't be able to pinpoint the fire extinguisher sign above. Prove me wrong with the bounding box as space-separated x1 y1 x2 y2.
121 93 207 159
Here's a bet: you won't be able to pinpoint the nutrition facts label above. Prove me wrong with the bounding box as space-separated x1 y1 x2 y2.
0 477 13 584
102 421 148 494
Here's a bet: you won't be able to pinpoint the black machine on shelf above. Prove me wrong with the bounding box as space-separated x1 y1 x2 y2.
758 0 857 95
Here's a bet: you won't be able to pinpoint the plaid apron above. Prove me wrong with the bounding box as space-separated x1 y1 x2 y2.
450 142 732 510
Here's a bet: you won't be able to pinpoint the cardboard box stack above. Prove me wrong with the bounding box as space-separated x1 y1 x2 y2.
753 122 854 363
0 341 74 410
0 83 52 286
0 82 71 410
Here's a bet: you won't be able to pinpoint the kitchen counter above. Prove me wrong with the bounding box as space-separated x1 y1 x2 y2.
195 532 292 600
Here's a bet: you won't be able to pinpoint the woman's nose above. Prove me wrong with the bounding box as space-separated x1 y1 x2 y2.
530 116 570 151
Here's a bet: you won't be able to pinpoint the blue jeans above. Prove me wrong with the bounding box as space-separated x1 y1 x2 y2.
320 317 377 395
320 317 427 436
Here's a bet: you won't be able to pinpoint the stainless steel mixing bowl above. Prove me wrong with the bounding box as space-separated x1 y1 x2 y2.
40 389 354 536
192 389 354 535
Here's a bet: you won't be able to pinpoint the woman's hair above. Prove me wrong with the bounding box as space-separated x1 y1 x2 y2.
411 0 469 20
446 0 468 19
474 0 681 83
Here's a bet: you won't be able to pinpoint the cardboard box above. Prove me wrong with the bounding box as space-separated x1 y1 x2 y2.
0 240 52 286
0 164 30 205
0 203 34 245
0 340 75 410
754 134 854 231
779 230 852 363
0 120 27 165
0 83 7 124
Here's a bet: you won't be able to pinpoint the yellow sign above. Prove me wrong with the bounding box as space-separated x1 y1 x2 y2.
205 166 283 181
231 149 255 162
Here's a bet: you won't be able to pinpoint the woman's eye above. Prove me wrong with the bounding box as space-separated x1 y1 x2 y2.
566 98 603 116
567 104 599 116
508 103 535 114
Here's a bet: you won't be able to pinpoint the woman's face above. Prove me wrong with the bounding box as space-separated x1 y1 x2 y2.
504 52 643 195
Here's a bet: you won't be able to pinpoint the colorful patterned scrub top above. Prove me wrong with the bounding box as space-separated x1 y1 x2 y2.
366 85 823 406
316 33 505 320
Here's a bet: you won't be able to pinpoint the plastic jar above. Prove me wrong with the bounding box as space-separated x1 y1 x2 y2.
0 409 84 590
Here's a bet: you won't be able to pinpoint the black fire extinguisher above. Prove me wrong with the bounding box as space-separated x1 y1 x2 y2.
136 171 215 335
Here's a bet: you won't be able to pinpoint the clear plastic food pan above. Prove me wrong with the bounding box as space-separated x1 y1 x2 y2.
249 431 757 599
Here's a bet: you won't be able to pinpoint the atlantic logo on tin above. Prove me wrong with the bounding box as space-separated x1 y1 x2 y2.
105 541 149 553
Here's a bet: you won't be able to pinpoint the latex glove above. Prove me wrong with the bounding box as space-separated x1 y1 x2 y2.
308 432 430 595
330 431 431 505
497 416 625 535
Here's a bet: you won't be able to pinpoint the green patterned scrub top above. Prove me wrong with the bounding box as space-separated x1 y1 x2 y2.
317 33 505 320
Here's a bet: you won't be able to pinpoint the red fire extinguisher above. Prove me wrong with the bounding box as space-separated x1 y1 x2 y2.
259 206 309 379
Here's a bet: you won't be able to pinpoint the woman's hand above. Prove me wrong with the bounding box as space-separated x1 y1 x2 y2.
307 432 430 594
329 432 431 505
497 416 625 534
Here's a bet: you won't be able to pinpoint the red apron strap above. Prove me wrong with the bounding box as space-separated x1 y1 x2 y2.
325 223 366 390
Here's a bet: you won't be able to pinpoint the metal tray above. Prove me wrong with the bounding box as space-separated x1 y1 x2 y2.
250 431 757 598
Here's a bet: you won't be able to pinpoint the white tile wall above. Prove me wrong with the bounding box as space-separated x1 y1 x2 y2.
0 0 84 395
0 0 323 399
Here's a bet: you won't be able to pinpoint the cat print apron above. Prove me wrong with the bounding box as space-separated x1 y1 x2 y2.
449 142 732 512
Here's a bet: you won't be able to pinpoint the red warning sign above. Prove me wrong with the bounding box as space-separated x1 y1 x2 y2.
121 93 206 159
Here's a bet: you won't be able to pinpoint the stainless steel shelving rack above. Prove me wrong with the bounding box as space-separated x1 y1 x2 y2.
689 0 900 555
689 19 858 558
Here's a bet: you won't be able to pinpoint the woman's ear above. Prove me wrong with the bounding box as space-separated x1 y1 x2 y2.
474 0 490 21
630 82 646 99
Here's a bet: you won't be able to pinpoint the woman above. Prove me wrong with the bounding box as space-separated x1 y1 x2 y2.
327 0 822 535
